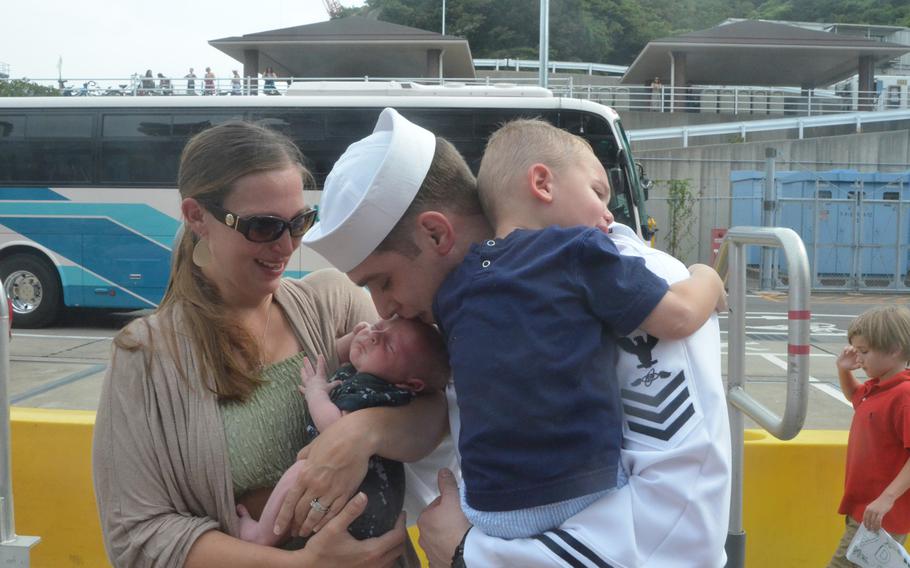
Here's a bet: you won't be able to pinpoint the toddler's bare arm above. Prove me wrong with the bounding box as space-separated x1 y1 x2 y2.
639 264 724 339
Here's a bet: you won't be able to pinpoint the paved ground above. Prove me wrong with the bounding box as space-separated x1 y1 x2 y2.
5 291 902 432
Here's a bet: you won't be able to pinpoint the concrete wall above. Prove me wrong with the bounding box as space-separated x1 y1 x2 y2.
633 129 910 265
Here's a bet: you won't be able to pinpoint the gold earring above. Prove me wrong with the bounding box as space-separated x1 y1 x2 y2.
192 237 213 267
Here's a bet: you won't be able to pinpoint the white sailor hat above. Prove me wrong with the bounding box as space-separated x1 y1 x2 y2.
302 108 436 272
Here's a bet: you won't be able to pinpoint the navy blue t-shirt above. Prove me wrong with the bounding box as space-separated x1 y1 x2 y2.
433 226 669 512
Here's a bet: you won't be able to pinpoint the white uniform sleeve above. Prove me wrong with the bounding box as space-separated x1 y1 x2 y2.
402 384 462 523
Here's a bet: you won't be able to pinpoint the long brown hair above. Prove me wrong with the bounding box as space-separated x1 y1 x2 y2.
117 121 311 401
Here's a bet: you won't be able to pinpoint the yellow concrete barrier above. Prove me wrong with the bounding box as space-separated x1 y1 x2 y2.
742 429 849 566
7 409 903 567
10 408 106 568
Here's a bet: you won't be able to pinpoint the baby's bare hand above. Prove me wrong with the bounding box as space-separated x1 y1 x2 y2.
300 355 330 390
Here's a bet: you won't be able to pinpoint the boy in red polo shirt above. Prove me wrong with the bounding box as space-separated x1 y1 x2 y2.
828 305 910 567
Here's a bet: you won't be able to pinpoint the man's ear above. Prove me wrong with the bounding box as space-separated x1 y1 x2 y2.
181 197 208 238
402 377 426 393
415 211 456 255
528 163 555 204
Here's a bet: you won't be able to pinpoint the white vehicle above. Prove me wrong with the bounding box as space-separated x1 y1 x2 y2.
0 85 653 326
834 74 910 110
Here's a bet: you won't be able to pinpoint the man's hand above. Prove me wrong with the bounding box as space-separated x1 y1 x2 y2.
418 469 472 567
295 492 407 568
273 422 372 538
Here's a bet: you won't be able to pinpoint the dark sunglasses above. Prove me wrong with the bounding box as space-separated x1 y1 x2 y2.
203 203 317 243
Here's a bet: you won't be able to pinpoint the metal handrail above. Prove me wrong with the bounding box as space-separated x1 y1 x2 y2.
628 108 910 146
716 226 811 439
6 76 903 118
714 226 811 568
0 280 40 564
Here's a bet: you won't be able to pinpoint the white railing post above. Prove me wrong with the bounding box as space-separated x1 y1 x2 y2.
0 280 40 565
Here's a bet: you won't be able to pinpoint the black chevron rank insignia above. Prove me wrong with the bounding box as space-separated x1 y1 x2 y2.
621 370 699 447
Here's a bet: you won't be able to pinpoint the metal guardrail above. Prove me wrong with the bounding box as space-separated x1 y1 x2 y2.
714 226 811 568
629 108 910 147
4 75 580 98
7 75 903 120
0 281 40 566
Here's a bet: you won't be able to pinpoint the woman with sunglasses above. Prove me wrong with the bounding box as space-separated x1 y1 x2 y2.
92 121 444 568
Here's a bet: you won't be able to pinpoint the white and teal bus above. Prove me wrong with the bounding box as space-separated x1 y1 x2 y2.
0 84 652 327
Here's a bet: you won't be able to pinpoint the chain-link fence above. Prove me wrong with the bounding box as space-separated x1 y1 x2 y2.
640 159 910 292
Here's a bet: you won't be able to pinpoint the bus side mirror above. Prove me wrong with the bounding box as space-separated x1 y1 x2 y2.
637 162 653 200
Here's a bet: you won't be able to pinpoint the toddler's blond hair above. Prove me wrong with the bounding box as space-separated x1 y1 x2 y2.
477 119 594 225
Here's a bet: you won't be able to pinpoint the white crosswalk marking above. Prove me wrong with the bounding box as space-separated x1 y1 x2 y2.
760 353 852 408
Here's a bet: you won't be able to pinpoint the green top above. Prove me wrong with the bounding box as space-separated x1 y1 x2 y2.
220 351 312 497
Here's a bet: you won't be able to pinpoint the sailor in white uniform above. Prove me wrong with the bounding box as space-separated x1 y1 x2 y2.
305 107 732 567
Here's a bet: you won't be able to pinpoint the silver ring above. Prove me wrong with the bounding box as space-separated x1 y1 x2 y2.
309 498 328 514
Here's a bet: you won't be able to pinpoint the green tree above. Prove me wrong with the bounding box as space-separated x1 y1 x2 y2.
343 0 903 64
0 79 59 97
753 0 910 26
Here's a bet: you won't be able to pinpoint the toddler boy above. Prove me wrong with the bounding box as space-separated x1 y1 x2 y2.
433 118 727 538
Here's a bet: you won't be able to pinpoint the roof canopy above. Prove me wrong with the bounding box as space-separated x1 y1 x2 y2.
621 20 910 87
210 16 474 79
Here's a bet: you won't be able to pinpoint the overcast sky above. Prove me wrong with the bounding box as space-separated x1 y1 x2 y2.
2 0 365 81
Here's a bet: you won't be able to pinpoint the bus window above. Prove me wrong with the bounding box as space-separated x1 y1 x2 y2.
614 119 652 239
472 108 544 140
103 114 171 137
16 113 94 183
252 111 326 141
173 114 238 137
0 116 25 139
101 113 180 183
398 109 474 141
28 114 93 138
559 111 612 136
326 109 378 140
0 115 26 182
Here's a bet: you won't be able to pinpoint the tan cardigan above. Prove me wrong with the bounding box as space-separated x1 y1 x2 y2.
92 269 377 567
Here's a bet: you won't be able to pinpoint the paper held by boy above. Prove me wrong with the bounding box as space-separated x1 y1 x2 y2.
847 524 910 568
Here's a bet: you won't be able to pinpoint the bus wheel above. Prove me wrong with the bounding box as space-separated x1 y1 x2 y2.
0 254 61 328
